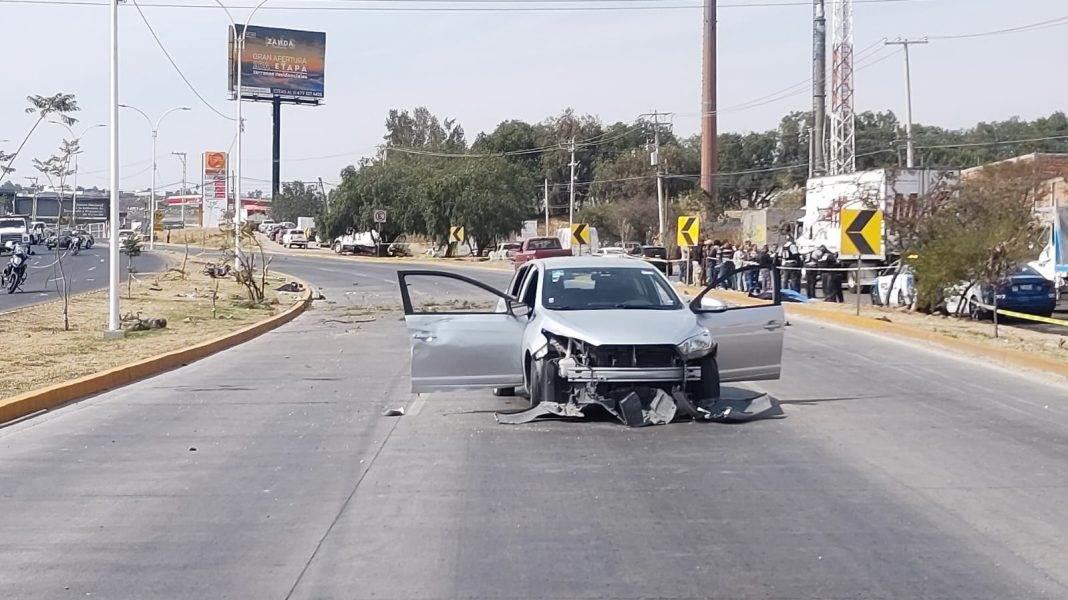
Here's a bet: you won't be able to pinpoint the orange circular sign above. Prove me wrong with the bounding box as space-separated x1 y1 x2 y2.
205 152 226 171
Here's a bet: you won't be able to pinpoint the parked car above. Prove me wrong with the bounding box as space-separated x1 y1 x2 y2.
945 266 1058 319
511 237 573 268
281 228 308 249
489 242 523 261
0 217 30 252
870 263 915 307
333 230 379 255
398 258 785 426
258 220 277 234
597 247 628 257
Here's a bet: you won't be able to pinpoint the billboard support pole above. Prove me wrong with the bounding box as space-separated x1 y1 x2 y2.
272 97 281 199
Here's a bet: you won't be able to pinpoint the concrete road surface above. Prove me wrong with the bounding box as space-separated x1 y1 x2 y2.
1 255 1066 599
0 245 167 312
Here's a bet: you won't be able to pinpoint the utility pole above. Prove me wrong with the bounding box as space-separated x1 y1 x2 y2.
568 138 576 228
543 178 550 236
885 37 927 168
700 0 718 200
812 0 827 177
641 111 674 246
25 177 38 221
172 152 187 226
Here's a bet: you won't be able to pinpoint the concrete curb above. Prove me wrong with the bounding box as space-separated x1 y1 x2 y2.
0 275 314 425
682 285 1068 379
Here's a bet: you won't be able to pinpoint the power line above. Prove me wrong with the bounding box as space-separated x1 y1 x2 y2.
929 14 1068 40
0 0 967 11
128 0 235 121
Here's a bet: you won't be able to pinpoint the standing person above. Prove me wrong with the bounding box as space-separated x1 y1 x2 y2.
745 244 760 292
757 245 773 293
691 243 705 286
717 245 735 289
805 245 827 299
824 252 845 302
780 236 802 292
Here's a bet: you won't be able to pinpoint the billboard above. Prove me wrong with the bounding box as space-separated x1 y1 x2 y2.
201 152 229 228
12 195 109 222
229 25 325 102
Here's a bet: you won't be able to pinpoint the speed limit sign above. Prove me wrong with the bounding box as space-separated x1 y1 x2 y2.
373 209 387 224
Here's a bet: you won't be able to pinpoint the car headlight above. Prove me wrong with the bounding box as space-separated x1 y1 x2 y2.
678 330 714 360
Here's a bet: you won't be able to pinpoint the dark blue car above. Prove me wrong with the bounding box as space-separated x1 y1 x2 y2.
971 266 1057 318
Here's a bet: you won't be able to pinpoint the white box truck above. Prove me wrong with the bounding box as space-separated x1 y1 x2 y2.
799 168 957 288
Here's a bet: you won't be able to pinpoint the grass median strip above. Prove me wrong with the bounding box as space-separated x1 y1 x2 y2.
0 253 302 401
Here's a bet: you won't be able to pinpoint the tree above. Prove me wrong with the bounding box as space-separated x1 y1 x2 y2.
0 93 80 188
270 181 324 223
910 162 1044 312
33 138 79 331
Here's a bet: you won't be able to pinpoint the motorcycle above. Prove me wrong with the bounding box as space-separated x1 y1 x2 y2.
2 242 30 294
69 233 82 256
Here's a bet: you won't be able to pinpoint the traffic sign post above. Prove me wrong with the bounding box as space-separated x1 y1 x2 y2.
676 215 700 247
373 209 387 224
373 210 387 255
570 223 590 250
839 209 883 316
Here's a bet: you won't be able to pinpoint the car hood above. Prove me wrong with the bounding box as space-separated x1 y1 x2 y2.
540 308 701 346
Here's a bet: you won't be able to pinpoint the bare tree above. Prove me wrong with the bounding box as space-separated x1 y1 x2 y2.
33 139 79 330
0 93 79 188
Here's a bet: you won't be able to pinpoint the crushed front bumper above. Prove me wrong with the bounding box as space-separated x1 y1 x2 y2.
560 364 702 383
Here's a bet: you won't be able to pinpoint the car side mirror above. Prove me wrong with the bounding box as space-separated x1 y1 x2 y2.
693 296 727 313
510 301 533 318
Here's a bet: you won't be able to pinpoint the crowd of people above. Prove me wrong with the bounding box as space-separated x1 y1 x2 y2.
680 237 848 302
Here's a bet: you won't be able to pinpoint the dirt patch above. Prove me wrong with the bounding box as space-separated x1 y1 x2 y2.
0 253 302 400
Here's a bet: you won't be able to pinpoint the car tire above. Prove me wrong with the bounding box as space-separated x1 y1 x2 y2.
688 355 721 401
333 242 342 254
493 387 516 397
528 358 562 408
967 300 987 321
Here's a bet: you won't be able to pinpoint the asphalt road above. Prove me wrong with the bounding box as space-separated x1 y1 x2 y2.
2 254 1067 599
0 244 167 312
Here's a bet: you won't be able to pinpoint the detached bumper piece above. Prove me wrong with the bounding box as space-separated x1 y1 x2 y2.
495 387 777 427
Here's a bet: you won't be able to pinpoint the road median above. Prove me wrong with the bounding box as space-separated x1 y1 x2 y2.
0 255 313 425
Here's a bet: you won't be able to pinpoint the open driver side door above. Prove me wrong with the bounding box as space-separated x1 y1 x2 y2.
398 270 527 393
690 264 785 382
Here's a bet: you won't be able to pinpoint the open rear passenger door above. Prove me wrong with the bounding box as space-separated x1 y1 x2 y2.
398 270 528 393
690 265 785 382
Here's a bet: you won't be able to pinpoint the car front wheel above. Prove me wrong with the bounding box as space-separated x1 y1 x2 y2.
687 354 721 402
528 358 562 408
333 242 342 254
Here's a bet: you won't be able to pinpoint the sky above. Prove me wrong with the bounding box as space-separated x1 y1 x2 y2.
1 0 1066 193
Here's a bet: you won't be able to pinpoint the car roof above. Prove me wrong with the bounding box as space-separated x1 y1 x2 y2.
534 256 655 269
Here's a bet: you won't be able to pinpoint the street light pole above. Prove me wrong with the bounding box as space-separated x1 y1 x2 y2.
108 0 120 333
215 0 272 268
120 105 191 249
50 121 105 227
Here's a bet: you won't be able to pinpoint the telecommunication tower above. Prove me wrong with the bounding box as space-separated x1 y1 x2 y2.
829 0 856 175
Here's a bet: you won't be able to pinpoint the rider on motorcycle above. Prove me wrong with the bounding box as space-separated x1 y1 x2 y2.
3 242 30 293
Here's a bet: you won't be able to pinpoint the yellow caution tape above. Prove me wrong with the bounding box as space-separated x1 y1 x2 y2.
995 308 1068 327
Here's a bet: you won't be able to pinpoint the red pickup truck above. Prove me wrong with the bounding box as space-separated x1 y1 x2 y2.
511 237 573 268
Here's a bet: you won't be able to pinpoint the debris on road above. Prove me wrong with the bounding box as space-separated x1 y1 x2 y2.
383 407 405 417
496 388 778 427
276 281 305 293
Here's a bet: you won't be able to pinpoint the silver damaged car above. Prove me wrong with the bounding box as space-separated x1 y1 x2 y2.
398 257 785 426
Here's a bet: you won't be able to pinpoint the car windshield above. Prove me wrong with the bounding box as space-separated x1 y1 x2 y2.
0 219 25 229
542 267 682 311
528 238 560 250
